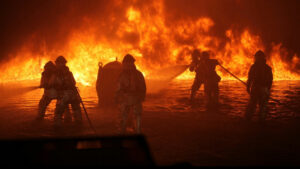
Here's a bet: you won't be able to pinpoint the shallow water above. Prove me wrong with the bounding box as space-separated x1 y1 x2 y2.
0 80 299 166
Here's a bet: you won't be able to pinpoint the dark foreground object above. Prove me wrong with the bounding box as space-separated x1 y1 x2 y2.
0 135 155 167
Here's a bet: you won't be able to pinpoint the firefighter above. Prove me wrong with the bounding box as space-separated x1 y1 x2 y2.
189 49 205 101
245 50 273 123
115 54 146 134
53 56 82 126
37 61 57 120
202 51 221 108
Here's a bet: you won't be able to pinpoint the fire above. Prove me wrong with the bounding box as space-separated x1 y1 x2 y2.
127 7 141 21
270 44 300 80
212 29 264 81
0 0 299 86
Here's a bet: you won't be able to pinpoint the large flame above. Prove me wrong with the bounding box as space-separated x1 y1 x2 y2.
0 0 299 86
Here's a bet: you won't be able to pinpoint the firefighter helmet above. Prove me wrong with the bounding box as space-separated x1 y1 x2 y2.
122 54 135 64
254 50 266 63
192 49 201 58
55 55 67 64
201 51 210 60
44 61 55 70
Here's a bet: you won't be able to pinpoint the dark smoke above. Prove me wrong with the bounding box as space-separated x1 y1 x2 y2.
0 0 299 71
165 0 300 50
0 0 117 63
164 0 300 72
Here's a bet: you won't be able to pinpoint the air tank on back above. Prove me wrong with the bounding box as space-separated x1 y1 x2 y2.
96 59 122 106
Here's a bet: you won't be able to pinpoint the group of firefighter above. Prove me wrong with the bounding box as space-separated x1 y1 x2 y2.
37 49 273 133
189 49 273 122
37 54 146 133
37 56 82 127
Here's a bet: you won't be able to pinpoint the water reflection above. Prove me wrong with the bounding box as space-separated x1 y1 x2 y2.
0 80 299 138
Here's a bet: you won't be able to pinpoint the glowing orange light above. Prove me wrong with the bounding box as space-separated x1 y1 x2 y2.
0 0 299 86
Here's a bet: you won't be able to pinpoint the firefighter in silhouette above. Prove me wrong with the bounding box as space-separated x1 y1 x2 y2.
245 50 273 122
202 51 221 108
54 56 82 126
115 54 146 134
37 61 57 120
189 49 205 101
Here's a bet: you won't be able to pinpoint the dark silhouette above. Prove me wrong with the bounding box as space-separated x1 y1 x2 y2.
37 61 57 120
189 49 205 101
53 56 82 126
96 60 122 106
1 135 155 167
202 51 221 108
245 50 273 122
115 54 146 134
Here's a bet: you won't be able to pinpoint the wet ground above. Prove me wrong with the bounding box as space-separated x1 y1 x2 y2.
0 80 299 166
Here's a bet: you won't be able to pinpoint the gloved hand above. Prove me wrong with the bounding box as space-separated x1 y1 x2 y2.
263 87 270 96
247 86 251 94
189 63 196 72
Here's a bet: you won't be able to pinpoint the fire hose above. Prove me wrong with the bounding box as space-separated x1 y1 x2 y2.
218 64 297 116
74 87 97 134
31 85 97 133
218 64 248 86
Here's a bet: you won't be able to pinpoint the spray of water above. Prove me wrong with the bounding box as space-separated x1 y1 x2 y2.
147 65 189 93
0 85 40 98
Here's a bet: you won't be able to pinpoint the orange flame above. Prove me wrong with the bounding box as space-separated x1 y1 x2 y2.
0 0 299 86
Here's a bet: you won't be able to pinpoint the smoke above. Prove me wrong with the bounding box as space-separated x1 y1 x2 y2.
0 0 115 63
0 0 299 71
163 0 300 72
164 0 300 50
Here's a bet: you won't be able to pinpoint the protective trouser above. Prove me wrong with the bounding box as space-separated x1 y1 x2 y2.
37 88 57 120
190 74 204 100
120 101 142 134
38 95 53 119
245 87 269 122
204 82 219 107
54 90 82 126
